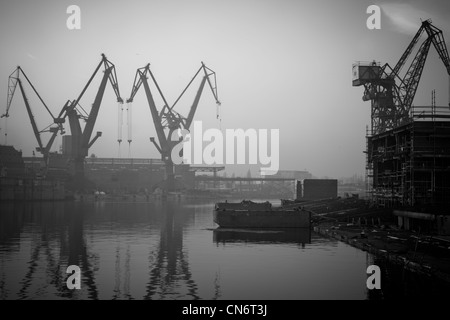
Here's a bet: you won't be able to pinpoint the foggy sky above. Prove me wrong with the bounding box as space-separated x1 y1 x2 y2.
1 0 449 178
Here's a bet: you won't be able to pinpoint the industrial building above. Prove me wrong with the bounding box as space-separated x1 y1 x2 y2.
295 179 338 201
366 114 450 211
0 145 25 177
0 145 65 200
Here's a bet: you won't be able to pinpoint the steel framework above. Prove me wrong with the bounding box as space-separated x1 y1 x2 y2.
353 19 450 136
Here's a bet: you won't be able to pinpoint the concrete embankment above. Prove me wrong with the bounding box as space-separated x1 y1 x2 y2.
313 223 450 284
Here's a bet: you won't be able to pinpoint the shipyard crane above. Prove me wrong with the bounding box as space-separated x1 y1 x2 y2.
353 19 450 135
2 67 66 168
62 54 123 188
126 62 220 191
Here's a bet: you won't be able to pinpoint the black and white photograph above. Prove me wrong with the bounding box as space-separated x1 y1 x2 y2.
1 0 450 306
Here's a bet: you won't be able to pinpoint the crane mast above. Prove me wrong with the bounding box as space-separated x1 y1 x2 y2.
127 62 220 192
62 54 123 189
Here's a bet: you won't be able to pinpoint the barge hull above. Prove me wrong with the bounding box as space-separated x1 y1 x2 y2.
214 210 311 228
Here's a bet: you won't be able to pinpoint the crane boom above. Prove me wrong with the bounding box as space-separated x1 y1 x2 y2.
391 24 425 77
64 54 123 155
395 20 450 114
3 68 19 119
80 66 113 154
3 67 55 120
17 78 44 151
140 68 169 150
424 21 450 75
184 62 220 130
72 55 103 107
401 37 433 112
128 64 168 149
353 19 450 135
61 54 123 189
424 21 450 107
2 66 65 166
185 76 207 130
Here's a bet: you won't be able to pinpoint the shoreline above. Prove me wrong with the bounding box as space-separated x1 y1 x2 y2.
313 223 450 284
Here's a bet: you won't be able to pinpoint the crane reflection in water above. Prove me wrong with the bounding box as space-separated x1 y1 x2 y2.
0 200 201 300
6 200 436 299
0 202 99 299
144 200 199 300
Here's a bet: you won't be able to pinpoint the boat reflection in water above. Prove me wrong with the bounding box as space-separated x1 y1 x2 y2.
213 228 311 247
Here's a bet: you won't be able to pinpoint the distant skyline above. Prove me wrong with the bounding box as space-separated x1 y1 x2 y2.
1 0 449 178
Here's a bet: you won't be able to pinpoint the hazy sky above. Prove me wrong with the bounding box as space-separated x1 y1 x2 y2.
1 0 449 178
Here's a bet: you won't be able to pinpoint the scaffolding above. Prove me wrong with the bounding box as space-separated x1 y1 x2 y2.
364 125 373 199
366 105 450 211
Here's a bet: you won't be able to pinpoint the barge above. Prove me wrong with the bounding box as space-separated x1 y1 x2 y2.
213 200 311 228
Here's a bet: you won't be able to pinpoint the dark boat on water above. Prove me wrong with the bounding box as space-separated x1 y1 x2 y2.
213 200 311 228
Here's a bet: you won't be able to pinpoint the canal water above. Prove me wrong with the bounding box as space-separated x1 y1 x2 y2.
0 199 447 300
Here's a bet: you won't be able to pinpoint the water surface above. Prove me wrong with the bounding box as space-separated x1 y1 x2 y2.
0 199 433 300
